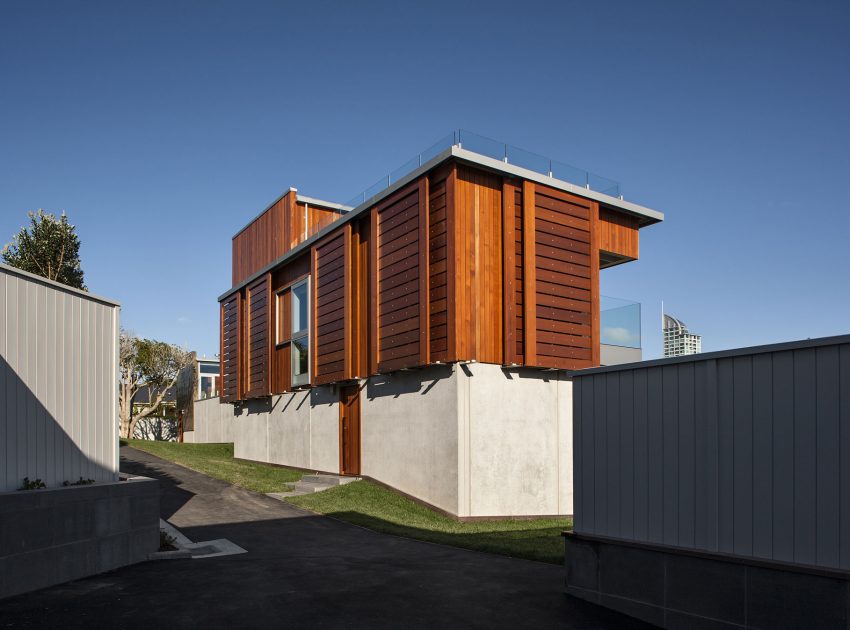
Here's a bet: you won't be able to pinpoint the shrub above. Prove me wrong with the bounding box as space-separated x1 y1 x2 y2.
63 477 95 486
159 529 178 551
18 477 46 491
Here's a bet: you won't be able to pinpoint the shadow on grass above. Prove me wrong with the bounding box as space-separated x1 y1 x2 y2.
311 509 568 564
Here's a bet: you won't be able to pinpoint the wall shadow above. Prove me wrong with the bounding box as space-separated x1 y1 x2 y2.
366 364 454 400
0 354 114 492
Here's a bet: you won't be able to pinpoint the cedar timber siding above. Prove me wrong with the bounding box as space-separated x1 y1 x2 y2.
220 293 240 402
376 181 422 372
245 275 270 397
313 227 350 385
291 200 342 250
503 179 523 364
598 205 639 261
453 166 503 364
523 182 596 370
428 167 449 362
232 190 344 286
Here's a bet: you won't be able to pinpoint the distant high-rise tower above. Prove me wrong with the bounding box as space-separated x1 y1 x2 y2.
663 314 701 357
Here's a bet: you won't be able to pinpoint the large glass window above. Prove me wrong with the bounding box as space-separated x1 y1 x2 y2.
290 278 310 387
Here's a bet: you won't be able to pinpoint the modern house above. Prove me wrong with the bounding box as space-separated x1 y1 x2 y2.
218 131 663 518
176 354 221 439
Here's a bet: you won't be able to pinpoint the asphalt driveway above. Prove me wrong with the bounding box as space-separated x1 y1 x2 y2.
0 446 650 629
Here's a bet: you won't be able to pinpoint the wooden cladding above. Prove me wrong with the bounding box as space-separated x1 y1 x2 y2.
375 182 424 372
428 168 449 362
232 191 343 286
220 293 240 402
219 159 649 401
503 180 523 364
245 275 271 397
453 166 503 364
598 206 639 262
313 229 351 385
522 183 597 370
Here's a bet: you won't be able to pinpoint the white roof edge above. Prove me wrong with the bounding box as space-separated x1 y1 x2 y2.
451 147 664 224
0 262 121 307
295 195 353 213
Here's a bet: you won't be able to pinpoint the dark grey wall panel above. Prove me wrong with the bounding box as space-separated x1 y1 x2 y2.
572 335 850 571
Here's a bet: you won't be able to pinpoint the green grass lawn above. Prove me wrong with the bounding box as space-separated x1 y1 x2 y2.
288 480 571 564
122 439 302 493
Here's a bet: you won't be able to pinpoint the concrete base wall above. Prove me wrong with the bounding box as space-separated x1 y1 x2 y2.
599 343 641 366
361 365 459 515
460 364 572 517
233 389 340 473
183 397 237 444
0 476 159 600
230 363 573 518
564 533 850 629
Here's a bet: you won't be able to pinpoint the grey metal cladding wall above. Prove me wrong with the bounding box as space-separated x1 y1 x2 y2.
573 336 850 571
0 264 120 492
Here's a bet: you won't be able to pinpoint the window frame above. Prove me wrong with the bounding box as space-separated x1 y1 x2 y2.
289 277 310 388
275 287 290 347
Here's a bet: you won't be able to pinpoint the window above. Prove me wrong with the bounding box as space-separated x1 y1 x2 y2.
197 374 219 399
290 278 310 387
275 289 289 346
199 363 219 375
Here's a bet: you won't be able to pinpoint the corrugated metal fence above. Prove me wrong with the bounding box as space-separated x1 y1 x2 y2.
0 264 120 492
573 335 850 571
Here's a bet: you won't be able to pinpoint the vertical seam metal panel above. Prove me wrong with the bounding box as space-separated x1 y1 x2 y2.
571 338 850 571
0 267 120 491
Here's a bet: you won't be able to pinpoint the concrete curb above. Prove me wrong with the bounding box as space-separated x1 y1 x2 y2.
149 518 246 560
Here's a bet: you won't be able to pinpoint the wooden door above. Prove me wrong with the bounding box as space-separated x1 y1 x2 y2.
339 385 361 475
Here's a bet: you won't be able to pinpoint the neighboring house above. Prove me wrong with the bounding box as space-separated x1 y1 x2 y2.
176 355 236 443
217 131 664 518
131 385 177 418
131 385 177 441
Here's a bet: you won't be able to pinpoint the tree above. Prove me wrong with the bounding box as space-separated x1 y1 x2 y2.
118 330 192 440
2 209 86 289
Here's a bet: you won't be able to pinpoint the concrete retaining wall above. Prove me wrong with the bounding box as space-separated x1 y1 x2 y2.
564 533 850 629
0 476 159 600
183 397 237 443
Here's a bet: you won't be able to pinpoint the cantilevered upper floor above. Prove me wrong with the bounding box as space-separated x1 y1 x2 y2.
219 131 663 402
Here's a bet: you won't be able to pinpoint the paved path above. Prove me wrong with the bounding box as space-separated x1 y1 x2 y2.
0 446 650 629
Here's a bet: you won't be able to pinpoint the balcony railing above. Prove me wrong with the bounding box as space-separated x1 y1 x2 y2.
343 129 622 210
601 296 641 349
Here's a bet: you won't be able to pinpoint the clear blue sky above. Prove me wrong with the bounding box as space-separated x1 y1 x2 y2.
2 0 848 359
